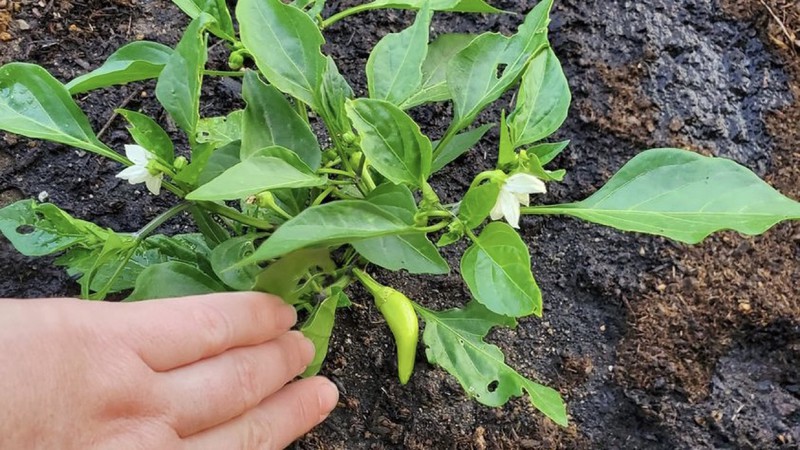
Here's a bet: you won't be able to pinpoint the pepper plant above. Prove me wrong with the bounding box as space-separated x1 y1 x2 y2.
2 0 800 427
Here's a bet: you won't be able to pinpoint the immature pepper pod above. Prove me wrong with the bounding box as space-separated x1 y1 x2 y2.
353 269 419 384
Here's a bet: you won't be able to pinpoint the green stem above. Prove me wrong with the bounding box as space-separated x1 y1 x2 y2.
519 205 570 216
204 70 245 77
432 124 459 158
321 3 379 28
134 202 193 239
421 210 453 219
312 186 335 206
414 220 451 233
318 168 357 179
198 201 274 230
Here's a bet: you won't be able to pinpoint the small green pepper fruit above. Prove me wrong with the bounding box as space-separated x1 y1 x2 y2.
353 268 419 385
228 51 245 70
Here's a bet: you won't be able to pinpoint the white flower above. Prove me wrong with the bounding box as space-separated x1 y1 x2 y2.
116 145 163 195
490 173 547 228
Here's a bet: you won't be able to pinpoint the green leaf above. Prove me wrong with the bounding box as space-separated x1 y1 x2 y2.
186 146 326 201
508 48 570 149
57 244 167 294
526 148 800 244
65 41 173 95
241 71 321 169
418 302 567 426
0 63 123 163
169 0 236 41
459 181 501 229
249 201 414 262
522 151 565 182
197 141 241 185
173 142 215 185
210 235 262 290
432 123 493 173
301 291 342 377
117 109 175 164
0 200 107 257
155 14 212 137
527 140 569 165
363 0 502 14
254 248 335 304
318 56 355 134
196 110 243 147
346 98 432 186
461 222 542 317
365 182 417 222
448 0 553 130
190 205 230 248
126 261 227 301
366 4 432 106
238 0 327 109
402 33 476 109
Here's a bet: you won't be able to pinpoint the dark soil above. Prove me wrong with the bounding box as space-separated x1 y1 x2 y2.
1 0 798 448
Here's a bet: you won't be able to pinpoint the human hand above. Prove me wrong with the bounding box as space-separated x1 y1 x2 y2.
0 292 338 450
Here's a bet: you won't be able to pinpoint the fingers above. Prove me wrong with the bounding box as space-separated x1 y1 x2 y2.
126 292 297 371
183 377 339 450
161 331 315 437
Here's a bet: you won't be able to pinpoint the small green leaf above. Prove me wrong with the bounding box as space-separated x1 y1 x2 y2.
210 236 262 290
365 182 417 222
366 4 432 106
196 110 243 147
497 109 514 167
523 152 565 182
346 98 432 186
186 146 325 201
173 142 215 185
65 41 173 94
126 261 227 301
432 123 493 173
197 141 241 186
461 222 542 317
318 57 355 134
238 0 327 109
249 201 414 262
459 182 501 229
418 302 567 426
363 0 502 14
526 148 800 244
527 140 569 165
0 63 123 163
448 0 553 130
190 206 230 248
0 200 107 257
402 33 476 109
155 14 213 137
254 248 336 304
117 109 175 164
169 0 236 41
301 291 342 376
508 48 570 149
241 71 321 169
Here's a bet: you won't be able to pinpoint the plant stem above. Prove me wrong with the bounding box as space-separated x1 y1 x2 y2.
519 205 568 216
198 201 274 230
134 202 193 239
204 70 245 77
415 220 451 233
312 186 335 206
321 4 379 28
318 168 357 179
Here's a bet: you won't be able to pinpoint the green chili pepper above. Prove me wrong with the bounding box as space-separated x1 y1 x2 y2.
353 268 418 385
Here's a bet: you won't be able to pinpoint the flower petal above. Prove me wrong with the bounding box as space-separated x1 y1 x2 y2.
144 174 163 195
490 192 507 221
116 166 150 184
504 173 547 194
125 144 151 165
514 192 530 207
501 191 521 228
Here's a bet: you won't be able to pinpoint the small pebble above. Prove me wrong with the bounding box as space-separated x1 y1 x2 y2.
16 19 30 31
37 191 49 202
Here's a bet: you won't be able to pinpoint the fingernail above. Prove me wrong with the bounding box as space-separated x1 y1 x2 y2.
279 304 297 328
299 334 316 361
318 379 339 419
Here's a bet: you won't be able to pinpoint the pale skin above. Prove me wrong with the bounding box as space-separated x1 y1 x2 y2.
0 292 339 450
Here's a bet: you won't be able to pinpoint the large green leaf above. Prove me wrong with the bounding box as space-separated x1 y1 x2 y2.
249 201 414 262
300 290 343 377
346 98 432 186
431 123 493 173
0 63 123 163
241 71 321 169
196 110 243 148
186 146 326 201
197 141 241 186
508 48 570 149
117 109 175 164
155 14 212 138
238 0 327 109
362 0 501 13
524 148 800 244
0 200 107 257
458 181 501 229
210 235 262 290
461 222 542 317
447 0 553 130
401 33 476 109
169 0 236 41
254 248 335 305
366 4 432 106
126 261 227 301
65 41 173 95
418 302 567 426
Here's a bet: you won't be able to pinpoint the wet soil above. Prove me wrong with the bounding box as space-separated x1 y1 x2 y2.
1 0 798 448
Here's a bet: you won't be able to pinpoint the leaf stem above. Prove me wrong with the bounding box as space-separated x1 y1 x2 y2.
203 70 246 77
198 201 274 230
321 4 379 28
133 202 193 239
415 220 451 233
318 168 357 179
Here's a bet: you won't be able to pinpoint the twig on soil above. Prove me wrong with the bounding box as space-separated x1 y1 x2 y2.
97 89 139 140
759 0 798 51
